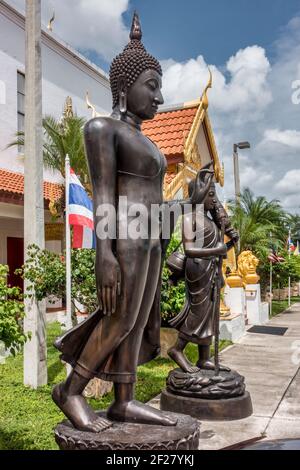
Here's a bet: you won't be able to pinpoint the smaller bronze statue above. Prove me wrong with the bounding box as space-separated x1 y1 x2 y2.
167 178 238 375
161 176 253 420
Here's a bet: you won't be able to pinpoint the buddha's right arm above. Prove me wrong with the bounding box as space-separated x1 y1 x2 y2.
84 118 117 257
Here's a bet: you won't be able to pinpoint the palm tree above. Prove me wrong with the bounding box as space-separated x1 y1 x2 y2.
228 188 288 256
7 114 89 188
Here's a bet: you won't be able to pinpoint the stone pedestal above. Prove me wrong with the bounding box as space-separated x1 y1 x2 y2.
260 302 269 323
161 390 252 421
245 284 267 325
83 378 113 399
219 313 246 342
225 286 245 317
54 411 200 450
161 369 252 421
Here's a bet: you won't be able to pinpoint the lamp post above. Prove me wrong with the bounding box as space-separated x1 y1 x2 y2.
233 141 251 204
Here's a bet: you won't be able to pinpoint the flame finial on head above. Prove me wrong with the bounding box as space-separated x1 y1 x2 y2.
109 11 162 108
130 11 142 41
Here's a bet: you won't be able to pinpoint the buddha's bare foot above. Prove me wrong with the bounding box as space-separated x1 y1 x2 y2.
168 347 199 374
107 400 177 426
52 383 112 433
197 359 230 372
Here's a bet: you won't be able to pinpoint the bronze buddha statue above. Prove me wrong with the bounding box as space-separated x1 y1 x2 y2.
52 12 211 433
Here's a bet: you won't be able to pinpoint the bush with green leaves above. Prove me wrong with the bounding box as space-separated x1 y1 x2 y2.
0 265 28 354
22 239 187 325
259 251 300 293
21 245 98 315
161 233 186 324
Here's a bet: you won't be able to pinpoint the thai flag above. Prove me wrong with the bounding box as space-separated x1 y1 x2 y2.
68 169 95 249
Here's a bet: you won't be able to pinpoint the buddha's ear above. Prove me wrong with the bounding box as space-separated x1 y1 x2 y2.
117 75 127 94
117 75 127 114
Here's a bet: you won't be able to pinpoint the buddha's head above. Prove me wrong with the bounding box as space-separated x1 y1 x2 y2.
109 12 164 120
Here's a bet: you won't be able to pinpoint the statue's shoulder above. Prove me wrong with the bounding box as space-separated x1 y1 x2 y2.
84 116 118 138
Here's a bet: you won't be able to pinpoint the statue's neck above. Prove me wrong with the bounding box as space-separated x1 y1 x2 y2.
111 107 142 130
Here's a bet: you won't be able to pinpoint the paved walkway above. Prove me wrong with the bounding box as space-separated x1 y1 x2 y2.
197 302 300 449
149 303 300 449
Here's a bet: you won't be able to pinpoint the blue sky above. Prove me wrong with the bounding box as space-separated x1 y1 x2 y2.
88 0 300 72
7 0 300 212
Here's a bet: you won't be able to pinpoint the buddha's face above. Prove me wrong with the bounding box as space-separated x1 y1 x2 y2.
126 69 164 120
204 185 217 212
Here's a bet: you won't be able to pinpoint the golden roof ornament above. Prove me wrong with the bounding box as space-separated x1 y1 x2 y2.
86 91 101 118
47 11 55 32
63 96 74 120
202 67 212 110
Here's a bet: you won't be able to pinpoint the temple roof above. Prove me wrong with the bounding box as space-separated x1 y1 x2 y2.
142 103 199 164
0 168 63 204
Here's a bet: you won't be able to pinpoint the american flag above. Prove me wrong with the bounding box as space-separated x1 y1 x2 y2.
268 248 284 264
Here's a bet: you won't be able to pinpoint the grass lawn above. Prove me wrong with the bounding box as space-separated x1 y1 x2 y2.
270 296 300 318
0 322 231 450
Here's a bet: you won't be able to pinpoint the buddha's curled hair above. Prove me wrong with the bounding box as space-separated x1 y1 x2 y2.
109 12 162 108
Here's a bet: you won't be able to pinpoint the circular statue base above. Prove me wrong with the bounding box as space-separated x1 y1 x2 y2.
54 411 200 450
161 389 252 421
160 368 253 421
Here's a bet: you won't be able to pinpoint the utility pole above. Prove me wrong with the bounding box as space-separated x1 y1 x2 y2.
23 0 47 388
233 144 241 205
233 141 251 205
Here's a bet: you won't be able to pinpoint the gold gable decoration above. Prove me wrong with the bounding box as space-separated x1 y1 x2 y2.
45 223 64 241
183 70 224 189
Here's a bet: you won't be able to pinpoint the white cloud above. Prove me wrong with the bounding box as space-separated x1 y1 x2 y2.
7 0 129 61
276 169 300 194
6 1 300 212
162 20 300 212
162 46 272 122
261 129 300 149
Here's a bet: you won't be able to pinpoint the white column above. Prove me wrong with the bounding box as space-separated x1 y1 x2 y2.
23 0 47 388
65 155 73 330
245 284 268 325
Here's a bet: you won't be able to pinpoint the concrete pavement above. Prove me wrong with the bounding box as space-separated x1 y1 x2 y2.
149 303 300 449
198 302 300 449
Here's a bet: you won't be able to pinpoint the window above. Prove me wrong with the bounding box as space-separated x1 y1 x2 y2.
17 72 25 152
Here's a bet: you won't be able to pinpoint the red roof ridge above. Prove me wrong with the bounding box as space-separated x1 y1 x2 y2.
0 168 63 202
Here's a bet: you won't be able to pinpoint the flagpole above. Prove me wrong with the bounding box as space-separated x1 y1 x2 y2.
65 155 73 330
288 227 291 308
270 259 273 317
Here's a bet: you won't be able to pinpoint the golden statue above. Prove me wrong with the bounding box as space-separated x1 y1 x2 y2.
238 250 260 285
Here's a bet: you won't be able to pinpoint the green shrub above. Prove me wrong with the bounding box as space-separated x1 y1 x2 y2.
0 265 28 354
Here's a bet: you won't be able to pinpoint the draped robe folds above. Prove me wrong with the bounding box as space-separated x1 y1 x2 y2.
54 225 174 372
169 214 221 344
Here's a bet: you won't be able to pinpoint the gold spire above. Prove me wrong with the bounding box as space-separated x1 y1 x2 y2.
47 11 55 32
86 91 101 118
202 67 212 110
62 96 74 120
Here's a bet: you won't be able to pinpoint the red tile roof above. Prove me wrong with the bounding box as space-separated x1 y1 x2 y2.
0 169 63 202
142 105 198 162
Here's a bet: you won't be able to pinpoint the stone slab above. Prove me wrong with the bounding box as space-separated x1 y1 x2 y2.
198 416 270 450
265 418 300 440
219 313 245 342
274 369 300 420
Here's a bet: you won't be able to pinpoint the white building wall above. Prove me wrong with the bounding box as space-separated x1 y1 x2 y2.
0 1 111 179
